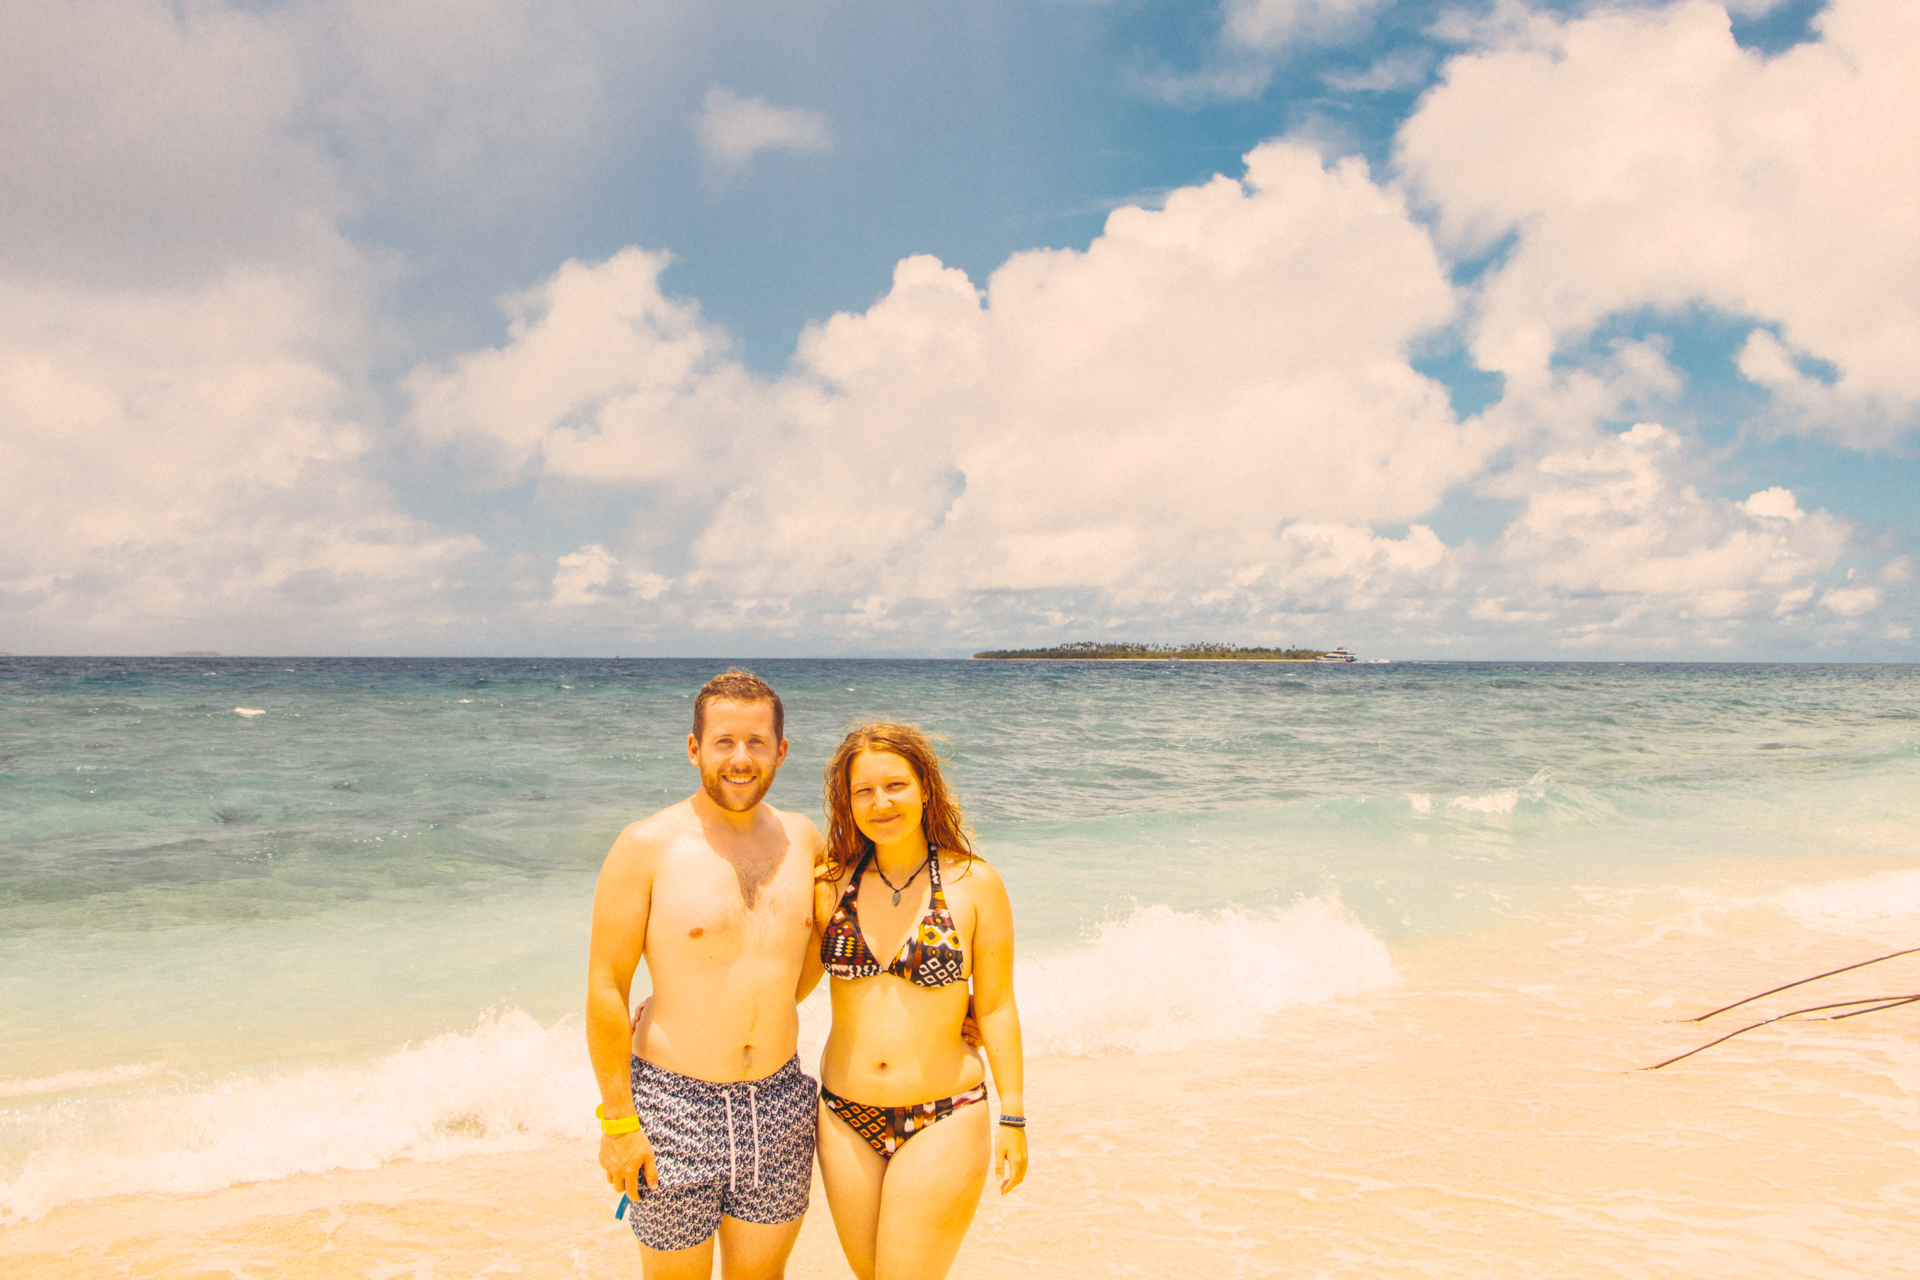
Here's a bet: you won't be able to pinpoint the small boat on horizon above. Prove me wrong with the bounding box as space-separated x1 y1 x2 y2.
1316 647 1357 663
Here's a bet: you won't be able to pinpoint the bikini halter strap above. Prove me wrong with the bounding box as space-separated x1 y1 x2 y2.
845 841 939 901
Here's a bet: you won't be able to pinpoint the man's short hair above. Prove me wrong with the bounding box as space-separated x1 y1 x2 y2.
692 669 785 743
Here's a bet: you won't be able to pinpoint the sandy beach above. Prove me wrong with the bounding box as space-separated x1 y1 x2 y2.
13 899 1919 1279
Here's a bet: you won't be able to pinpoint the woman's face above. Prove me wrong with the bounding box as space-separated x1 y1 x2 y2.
847 749 926 849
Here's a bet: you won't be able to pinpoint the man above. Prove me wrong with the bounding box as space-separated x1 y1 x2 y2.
586 669 824 1279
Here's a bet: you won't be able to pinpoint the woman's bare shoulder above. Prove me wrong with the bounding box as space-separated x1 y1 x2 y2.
939 848 1003 891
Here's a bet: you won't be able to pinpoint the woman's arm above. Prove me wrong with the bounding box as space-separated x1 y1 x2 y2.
966 857 1027 1194
796 879 830 1002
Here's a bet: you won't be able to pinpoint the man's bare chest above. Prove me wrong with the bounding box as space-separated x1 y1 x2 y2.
649 848 811 956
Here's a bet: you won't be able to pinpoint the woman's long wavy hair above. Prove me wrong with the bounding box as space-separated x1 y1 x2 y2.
822 723 974 880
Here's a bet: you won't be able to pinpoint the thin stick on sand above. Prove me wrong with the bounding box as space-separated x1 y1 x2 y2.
1829 993 1920 1020
1685 946 1920 1023
1646 992 1920 1071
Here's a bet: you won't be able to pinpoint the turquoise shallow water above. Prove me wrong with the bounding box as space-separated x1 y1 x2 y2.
2 657 1917 1220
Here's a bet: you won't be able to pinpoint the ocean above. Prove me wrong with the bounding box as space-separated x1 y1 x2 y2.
4 657 1919 1275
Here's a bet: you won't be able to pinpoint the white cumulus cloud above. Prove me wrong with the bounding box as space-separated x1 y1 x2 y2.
409 141 1493 646
1399 0 1920 448
1741 486 1804 522
403 129 1886 655
0 269 481 653
0 0 1910 658
552 544 667 607
1224 0 1391 50
1476 423 1852 644
0 1 552 654
1822 584 1881 617
695 86 831 173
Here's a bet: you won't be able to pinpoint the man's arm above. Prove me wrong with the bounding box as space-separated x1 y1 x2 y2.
586 824 658 1195
967 859 1027 1195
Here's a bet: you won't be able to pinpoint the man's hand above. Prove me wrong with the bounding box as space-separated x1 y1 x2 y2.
993 1125 1028 1194
961 994 983 1048
600 1127 658 1198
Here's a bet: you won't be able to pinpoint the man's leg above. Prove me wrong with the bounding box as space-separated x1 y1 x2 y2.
715 1213 806 1280
707 1058 818 1280
639 1233 716 1280
631 1179 725 1279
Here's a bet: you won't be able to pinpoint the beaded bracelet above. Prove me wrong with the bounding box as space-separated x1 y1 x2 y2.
997 1114 1026 1128
597 1104 642 1136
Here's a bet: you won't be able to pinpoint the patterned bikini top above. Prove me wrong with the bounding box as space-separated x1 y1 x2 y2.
819 844 968 988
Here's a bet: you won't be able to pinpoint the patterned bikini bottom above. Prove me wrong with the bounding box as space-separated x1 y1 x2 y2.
820 1082 988 1159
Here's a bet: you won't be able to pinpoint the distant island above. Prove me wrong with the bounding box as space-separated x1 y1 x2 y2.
974 641 1344 662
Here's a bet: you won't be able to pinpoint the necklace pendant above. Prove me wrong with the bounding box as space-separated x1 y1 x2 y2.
892 890 902 906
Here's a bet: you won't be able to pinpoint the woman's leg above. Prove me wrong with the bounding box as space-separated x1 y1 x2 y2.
872 1100 991 1280
817 1098 891 1280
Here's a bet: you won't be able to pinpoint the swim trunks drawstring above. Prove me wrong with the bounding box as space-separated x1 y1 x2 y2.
721 1084 764 1192
749 1084 761 1187
724 1091 737 1192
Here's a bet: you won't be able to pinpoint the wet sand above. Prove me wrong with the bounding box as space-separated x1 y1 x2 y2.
9 910 1920 1278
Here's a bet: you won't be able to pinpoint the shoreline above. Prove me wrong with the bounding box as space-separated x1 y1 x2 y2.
12 904 1920 1278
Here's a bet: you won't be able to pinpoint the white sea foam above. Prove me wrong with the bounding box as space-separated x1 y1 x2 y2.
0 1062 163 1099
0 1010 591 1225
233 707 265 717
1775 869 1920 925
1016 897 1397 1057
1447 789 1518 815
1406 787 1524 818
0 902 1395 1222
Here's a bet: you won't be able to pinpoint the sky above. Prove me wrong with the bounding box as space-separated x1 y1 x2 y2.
1 0 1915 660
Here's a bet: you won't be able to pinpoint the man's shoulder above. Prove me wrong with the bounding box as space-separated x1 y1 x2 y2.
608 800 698 863
765 804 826 864
765 803 823 838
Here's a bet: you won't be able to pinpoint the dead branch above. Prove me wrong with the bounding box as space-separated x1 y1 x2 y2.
1645 993 1920 1071
1688 946 1920 1023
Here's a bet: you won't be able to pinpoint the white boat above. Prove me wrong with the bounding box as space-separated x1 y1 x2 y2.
1316 647 1357 663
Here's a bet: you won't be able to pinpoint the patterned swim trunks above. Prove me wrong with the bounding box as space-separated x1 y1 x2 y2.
624 1054 817 1252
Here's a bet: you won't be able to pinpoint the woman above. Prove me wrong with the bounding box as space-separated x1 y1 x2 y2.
811 722 1027 1280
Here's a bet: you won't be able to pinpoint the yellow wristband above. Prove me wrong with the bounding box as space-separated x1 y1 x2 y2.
596 1104 642 1136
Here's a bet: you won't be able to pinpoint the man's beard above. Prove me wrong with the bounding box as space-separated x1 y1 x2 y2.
700 762 775 813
